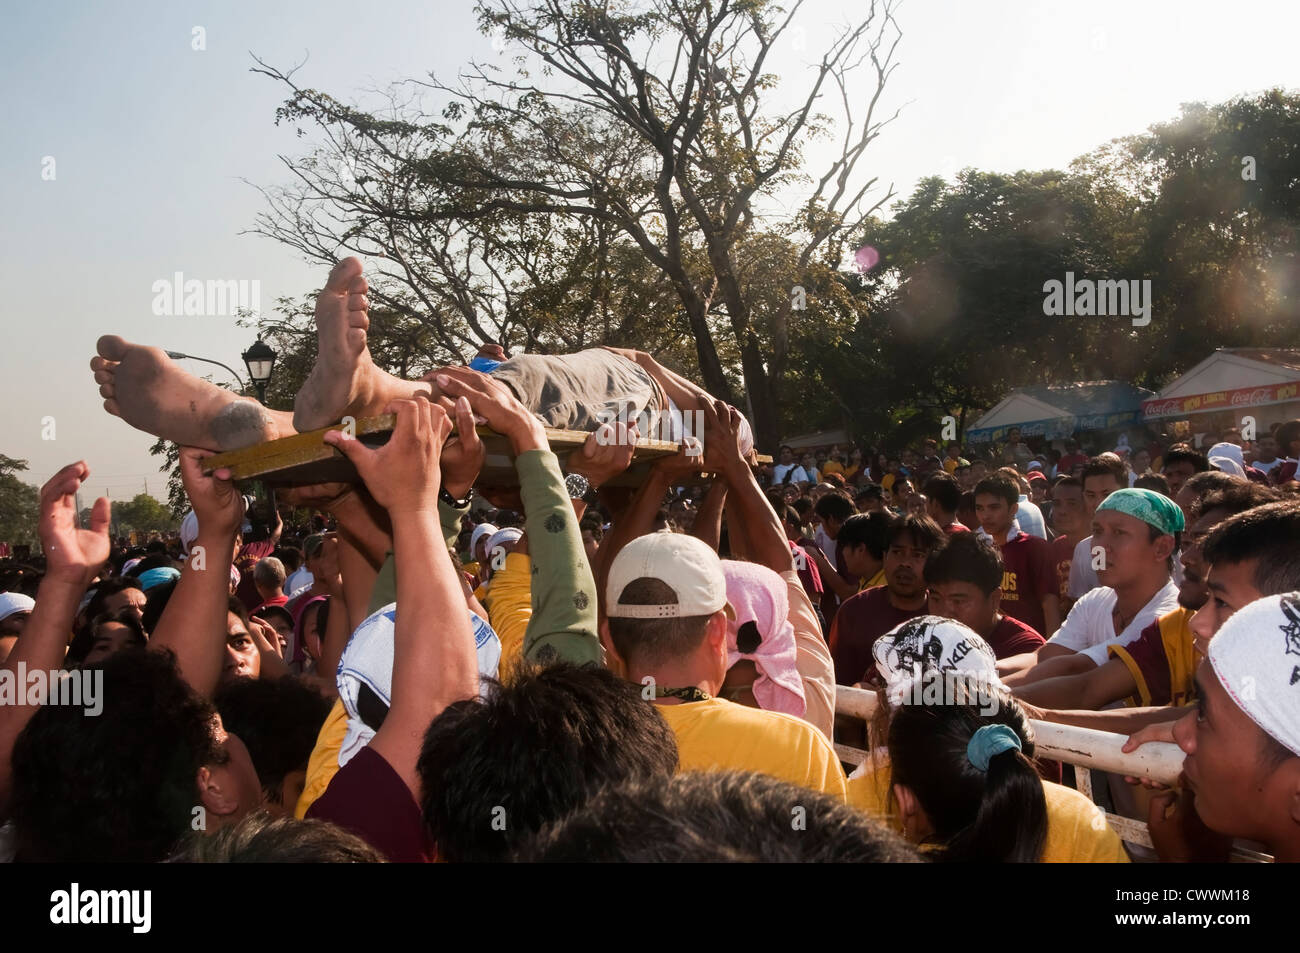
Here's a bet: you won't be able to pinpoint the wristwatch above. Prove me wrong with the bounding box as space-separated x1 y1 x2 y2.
439 486 474 508
565 472 591 500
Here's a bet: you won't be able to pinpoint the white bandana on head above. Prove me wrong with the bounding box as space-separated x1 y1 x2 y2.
1207 592 1300 757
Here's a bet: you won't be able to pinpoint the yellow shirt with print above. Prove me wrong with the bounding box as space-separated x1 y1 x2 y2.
847 758 1129 862
657 697 848 800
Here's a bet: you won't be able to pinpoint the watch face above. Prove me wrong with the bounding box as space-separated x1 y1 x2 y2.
565 473 591 498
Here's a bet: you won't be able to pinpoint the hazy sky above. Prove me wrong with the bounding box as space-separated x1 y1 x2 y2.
3 0 1298 502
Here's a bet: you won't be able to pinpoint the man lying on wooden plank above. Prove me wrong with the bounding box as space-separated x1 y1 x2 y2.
89 257 755 460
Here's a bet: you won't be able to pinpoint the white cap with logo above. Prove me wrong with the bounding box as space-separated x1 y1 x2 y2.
606 532 734 619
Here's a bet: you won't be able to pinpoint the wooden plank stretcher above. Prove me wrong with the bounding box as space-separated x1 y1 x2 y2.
201 413 770 488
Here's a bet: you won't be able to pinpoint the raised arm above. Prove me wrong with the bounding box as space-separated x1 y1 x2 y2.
0 462 109 811
702 399 792 575
325 396 476 797
149 447 245 698
437 370 610 666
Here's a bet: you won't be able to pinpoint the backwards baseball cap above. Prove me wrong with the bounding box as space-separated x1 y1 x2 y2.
1207 592 1300 756
606 533 734 619
1096 487 1185 535
0 592 36 623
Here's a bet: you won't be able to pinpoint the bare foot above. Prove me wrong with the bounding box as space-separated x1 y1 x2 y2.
293 258 378 431
91 335 295 451
295 257 450 429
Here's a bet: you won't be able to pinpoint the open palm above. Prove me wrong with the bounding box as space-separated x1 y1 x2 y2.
39 462 110 582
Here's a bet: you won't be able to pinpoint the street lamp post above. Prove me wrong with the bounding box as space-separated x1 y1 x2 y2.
241 337 277 405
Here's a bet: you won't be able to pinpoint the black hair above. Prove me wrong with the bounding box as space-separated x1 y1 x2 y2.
67 607 148 666
886 513 945 554
1274 419 1300 453
605 577 711 668
140 578 179 634
923 531 1003 595
791 497 813 518
1162 447 1210 474
214 676 331 806
1191 481 1279 521
814 493 854 523
1133 473 1171 496
1082 455 1128 486
1053 475 1082 491
1202 501 1300 594
855 483 885 504
888 685 1048 863
518 771 921 863
78 576 143 627
922 473 962 514
172 812 384 863
10 648 222 862
974 476 1019 508
417 663 679 862
838 512 893 561
125 553 173 577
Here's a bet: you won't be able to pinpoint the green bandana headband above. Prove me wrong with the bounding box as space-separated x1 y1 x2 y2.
1096 488 1185 535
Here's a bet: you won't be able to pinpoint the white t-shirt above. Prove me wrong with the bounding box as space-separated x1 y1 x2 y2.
772 464 809 486
814 524 837 563
1068 536 1100 598
285 566 314 596
1046 580 1181 666
1015 496 1048 540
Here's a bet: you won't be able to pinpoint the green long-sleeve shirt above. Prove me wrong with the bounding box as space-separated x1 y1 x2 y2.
365 451 600 667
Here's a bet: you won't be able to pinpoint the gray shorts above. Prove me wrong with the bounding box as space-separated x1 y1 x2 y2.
491 349 664 433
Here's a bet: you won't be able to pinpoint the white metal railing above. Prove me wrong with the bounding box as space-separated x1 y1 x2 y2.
833 685 1271 862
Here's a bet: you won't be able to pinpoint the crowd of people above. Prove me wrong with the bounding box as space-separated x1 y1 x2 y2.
2 257 1298 864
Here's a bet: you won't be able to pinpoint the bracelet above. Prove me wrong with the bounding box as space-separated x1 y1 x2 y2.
439 486 474 509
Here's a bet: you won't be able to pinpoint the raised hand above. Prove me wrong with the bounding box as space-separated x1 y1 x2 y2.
698 398 747 479
567 422 638 489
433 367 546 454
324 397 451 516
439 394 486 498
179 446 245 541
39 462 110 584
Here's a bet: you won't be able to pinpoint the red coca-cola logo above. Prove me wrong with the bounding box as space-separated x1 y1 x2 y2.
1229 387 1275 407
1144 399 1186 417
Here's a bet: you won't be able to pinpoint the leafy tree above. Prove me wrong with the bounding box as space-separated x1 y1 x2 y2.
250 0 904 449
0 454 40 549
113 493 176 535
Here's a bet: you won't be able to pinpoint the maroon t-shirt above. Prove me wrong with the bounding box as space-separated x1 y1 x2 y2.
1049 535 1075 602
307 745 433 862
944 521 971 535
985 614 1045 659
234 540 277 612
829 585 928 685
996 533 1057 635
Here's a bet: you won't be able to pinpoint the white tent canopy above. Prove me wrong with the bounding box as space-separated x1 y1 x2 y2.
1142 348 1300 420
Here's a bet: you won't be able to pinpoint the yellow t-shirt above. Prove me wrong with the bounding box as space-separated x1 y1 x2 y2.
822 461 846 478
862 567 886 591
657 697 848 800
881 474 896 493
847 758 1129 862
1109 607 1202 708
295 698 349 819
482 552 533 678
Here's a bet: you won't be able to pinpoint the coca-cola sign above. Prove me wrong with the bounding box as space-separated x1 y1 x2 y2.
1144 382 1300 418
